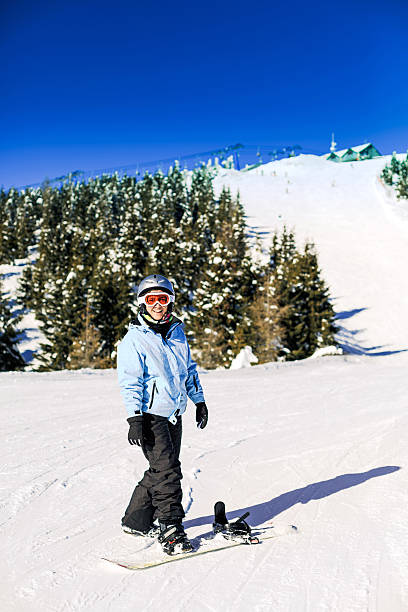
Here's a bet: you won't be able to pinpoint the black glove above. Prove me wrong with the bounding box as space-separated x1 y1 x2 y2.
195 402 208 429
127 415 143 446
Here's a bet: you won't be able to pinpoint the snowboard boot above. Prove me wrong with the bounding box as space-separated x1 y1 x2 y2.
122 522 160 538
158 522 193 556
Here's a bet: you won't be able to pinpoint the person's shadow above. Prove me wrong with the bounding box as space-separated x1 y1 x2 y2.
184 466 400 528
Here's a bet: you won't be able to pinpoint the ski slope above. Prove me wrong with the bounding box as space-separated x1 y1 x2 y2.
1 154 408 611
214 154 408 357
1 358 407 611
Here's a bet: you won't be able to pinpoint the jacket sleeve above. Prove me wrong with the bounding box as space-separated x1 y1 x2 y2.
185 343 205 404
117 334 145 418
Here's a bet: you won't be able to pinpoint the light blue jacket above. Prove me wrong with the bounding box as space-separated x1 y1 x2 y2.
117 315 205 423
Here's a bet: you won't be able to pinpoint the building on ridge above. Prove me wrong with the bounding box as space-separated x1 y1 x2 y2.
325 141 381 162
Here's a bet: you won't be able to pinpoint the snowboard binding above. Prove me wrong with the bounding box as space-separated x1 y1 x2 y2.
213 501 260 544
158 522 193 556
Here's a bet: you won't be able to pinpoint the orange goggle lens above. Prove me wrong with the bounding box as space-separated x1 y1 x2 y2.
145 293 170 306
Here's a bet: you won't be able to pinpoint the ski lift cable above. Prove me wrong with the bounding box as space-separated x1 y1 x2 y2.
14 143 323 191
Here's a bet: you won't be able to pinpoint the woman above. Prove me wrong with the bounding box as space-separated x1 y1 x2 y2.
117 274 208 555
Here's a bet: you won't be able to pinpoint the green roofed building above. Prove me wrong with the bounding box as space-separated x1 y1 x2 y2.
326 142 381 162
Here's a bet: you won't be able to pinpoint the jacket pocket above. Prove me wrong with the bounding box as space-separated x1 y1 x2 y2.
148 382 157 411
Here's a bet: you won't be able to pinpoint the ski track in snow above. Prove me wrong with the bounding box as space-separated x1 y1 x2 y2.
2 358 407 612
1 155 408 611
183 467 201 516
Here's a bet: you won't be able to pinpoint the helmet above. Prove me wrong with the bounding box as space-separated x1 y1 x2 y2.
136 274 175 308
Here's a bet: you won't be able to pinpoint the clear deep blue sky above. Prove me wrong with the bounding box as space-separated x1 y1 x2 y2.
1 0 407 188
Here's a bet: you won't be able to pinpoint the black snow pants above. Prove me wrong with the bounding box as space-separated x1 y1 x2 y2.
122 413 184 531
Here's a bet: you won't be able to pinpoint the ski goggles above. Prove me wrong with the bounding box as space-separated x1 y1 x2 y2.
138 292 174 306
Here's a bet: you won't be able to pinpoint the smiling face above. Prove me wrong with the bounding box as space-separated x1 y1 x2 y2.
144 291 169 321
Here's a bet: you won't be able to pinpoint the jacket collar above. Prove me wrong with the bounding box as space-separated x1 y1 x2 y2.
131 313 183 338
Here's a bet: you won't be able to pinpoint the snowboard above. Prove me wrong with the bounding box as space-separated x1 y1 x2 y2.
102 523 298 571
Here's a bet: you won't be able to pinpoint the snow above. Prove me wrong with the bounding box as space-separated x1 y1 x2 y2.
352 143 375 153
1 356 408 610
229 345 258 369
330 147 350 157
1 153 408 610
214 154 408 356
309 345 344 359
0 249 44 366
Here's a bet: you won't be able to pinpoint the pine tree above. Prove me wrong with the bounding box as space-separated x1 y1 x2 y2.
148 166 218 318
381 165 393 186
29 182 64 312
36 265 87 370
9 167 338 370
2 188 21 262
88 250 132 364
396 156 408 199
15 191 37 259
67 299 110 369
173 203 207 314
0 277 25 371
148 208 202 316
266 227 298 359
163 163 188 225
381 154 408 199
117 187 149 287
0 189 8 264
17 265 35 310
136 173 162 247
175 170 218 314
390 153 401 184
272 238 337 360
189 189 256 368
189 165 216 230
243 271 286 363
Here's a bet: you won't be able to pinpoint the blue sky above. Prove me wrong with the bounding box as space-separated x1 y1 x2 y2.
1 0 407 188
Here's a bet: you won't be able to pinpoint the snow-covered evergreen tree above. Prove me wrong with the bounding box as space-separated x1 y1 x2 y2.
35 267 85 370
117 187 149 287
67 320 109 369
381 154 408 199
242 271 285 364
189 165 216 229
147 166 217 318
17 264 35 310
267 231 337 360
163 163 188 225
1 188 21 262
87 249 132 365
390 154 401 184
15 191 37 259
189 188 256 368
0 277 25 371
396 156 408 199
381 164 393 186
0 189 8 264
10 169 338 370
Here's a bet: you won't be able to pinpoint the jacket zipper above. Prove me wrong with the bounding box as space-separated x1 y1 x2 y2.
148 382 157 410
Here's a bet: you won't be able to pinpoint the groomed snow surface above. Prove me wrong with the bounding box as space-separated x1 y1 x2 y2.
2 155 408 611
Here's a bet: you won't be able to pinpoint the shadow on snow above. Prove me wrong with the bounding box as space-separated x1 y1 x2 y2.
335 307 408 356
184 465 400 529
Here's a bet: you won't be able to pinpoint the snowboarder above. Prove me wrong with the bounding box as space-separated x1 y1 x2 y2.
117 274 208 555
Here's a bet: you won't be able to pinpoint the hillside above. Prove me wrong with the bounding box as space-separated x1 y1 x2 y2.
213 154 408 358
1 154 408 611
1 354 407 611
3 153 408 365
